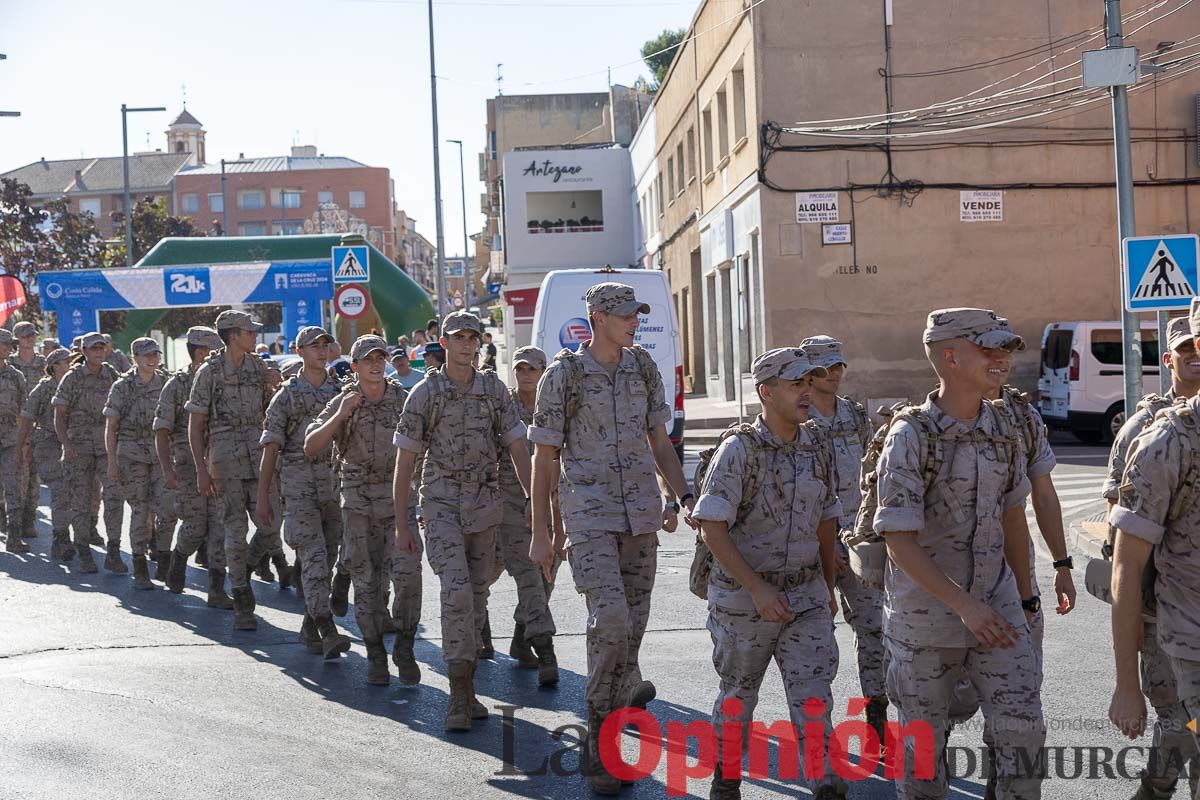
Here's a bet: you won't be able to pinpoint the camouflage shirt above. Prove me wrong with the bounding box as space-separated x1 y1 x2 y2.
1111 394 1200 661
808 396 870 530
693 416 842 614
52 362 119 456
872 393 1031 648
7 352 45 390
311 379 407 498
105 350 131 373
185 350 268 480
152 367 198 465
1104 390 1177 501
103 369 166 464
0 363 28 449
20 375 60 446
498 387 535 504
528 342 672 540
263 372 341 499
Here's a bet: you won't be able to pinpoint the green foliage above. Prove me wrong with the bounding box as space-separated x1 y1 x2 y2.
641 28 686 88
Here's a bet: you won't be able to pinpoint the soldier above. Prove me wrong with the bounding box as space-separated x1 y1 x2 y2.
692 348 844 800
16 348 73 560
258 326 350 660
873 308 1044 799
527 283 694 794
0 329 29 554
186 311 269 631
249 359 291 590
10 321 45 542
155 327 231 608
102 333 131 373
41 339 60 357
800 334 888 744
1108 309 1200 800
307 335 414 685
53 332 124 573
393 310 532 729
482 345 558 683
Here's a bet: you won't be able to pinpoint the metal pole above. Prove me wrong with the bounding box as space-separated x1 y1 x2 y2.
221 160 229 236
428 0 448 318
121 104 132 266
1107 0 1143 418
1158 310 1170 393
448 139 473 311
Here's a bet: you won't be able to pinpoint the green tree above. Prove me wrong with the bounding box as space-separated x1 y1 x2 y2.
641 28 686 89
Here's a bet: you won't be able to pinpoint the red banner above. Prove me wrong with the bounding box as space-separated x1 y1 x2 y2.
0 275 27 327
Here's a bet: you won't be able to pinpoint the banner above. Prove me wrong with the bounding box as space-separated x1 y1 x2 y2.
0 275 27 326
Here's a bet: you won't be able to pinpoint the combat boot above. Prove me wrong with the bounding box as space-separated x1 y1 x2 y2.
527 634 559 686
866 696 889 755
272 553 292 590
231 587 257 630
478 611 495 659
76 543 98 573
194 544 208 567
132 555 155 590
709 763 741 800
5 533 29 554
585 706 621 795
330 570 351 617
88 526 103 546
508 622 537 668
206 569 234 609
629 679 657 709
365 638 390 685
166 549 188 594
103 543 127 573
1131 775 1177 799
255 552 274 583
391 629 422 685
154 549 171 582
315 615 352 660
299 614 322 654
469 660 489 720
293 559 305 603
445 661 474 732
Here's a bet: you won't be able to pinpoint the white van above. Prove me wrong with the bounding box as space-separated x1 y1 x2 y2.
1038 320 1162 444
531 267 685 458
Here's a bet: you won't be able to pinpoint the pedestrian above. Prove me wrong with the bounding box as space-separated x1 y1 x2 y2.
102 333 131 373
53 332 124 573
527 282 695 793
103 337 168 590
390 348 423 389
480 331 497 371
426 319 439 341
258 326 351 660
247 360 291 589
186 310 269 631
423 342 445 371
0 328 29 553
1106 312 1200 800
800 334 889 743
269 335 286 355
306 335 415 686
392 310 532 729
9 321 44 544
41 338 60 357
692 347 844 800
16 348 72 560
872 308 1044 799
155 326 232 608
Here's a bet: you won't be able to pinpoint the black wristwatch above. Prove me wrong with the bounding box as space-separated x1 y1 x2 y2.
666 500 680 513
679 492 695 507
1021 596 1041 614
1052 556 1074 570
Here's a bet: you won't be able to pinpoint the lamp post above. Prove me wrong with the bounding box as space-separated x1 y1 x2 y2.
220 158 253 236
121 104 165 265
447 138 473 311
427 0 448 316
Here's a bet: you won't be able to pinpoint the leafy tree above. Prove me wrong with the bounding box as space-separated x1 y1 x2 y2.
641 28 686 89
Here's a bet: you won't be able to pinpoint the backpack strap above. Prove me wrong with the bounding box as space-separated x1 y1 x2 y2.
1164 405 1200 524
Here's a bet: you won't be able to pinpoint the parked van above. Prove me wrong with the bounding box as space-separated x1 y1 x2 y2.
531 267 685 459
1038 320 1161 443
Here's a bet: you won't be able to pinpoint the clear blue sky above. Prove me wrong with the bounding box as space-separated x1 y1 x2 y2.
0 0 693 256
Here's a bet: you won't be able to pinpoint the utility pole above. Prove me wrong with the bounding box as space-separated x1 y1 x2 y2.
428 0 448 318
120 104 166 266
447 138 472 312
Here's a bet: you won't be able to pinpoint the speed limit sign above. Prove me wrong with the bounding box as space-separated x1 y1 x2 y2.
335 284 370 319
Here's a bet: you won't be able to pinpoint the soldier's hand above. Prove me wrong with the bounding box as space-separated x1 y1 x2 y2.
163 467 179 491
750 582 793 624
1054 569 1077 615
529 534 555 584
254 494 273 528
681 496 698 530
338 392 363 418
661 505 678 533
1108 685 1148 740
196 466 217 498
959 597 1019 649
551 530 567 559
394 522 417 555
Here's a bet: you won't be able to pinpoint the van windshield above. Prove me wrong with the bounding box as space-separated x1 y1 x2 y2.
1091 329 1159 367
1043 330 1073 370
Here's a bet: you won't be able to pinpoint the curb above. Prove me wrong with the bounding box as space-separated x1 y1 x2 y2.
1069 512 1109 561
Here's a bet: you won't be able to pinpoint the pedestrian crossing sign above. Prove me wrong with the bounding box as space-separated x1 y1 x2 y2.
1123 234 1199 311
331 245 370 285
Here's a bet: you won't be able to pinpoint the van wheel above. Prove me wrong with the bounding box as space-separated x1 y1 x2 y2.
1101 404 1126 445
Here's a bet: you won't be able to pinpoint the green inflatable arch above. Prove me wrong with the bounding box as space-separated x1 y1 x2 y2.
113 234 435 351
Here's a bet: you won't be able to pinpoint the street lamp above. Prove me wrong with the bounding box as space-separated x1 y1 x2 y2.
427 0 448 316
220 158 253 236
447 138 472 311
121 104 166 266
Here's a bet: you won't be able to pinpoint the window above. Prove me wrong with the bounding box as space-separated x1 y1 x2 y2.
281 190 302 209
666 156 675 201
1091 329 1159 367
240 222 267 236
208 193 224 213
705 273 718 373
349 190 366 209
175 141 185 153
79 198 101 217
525 190 604 232
181 193 200 214
239 190 265 210
272 220 304 235
702 104 714 174
656 174 664 217
686 127 696 179
676 143 685 193
716 86 730 159
317 190 333 206
732 65 747 144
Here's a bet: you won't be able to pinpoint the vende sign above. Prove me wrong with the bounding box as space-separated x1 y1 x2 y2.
796 191 840 223
960 190 1003 222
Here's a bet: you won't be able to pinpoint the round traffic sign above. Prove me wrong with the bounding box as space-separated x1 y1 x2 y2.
335 284 370 319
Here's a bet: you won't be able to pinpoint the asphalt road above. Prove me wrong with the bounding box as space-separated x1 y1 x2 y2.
0 441 1150 799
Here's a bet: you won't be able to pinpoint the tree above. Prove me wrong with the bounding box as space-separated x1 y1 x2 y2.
641 28 686 89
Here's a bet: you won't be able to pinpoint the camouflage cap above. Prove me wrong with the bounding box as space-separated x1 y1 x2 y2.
923 308 1025 351
585 282 650 316
1189 297 1200 342
1170 314 1195 351
214 309 264 332
799 335 847 368
102 333 113 344
186 326 223 349
294 325 333 349
42 338 59 348
512 345 547 369
281 359 303 380
441 310 483 337
81 332 106 349
12 321 36 338
752 347 828 385
350 334 389 361
130 337 161 356
70 336 83 349
0 329 13 345
44 347 71 367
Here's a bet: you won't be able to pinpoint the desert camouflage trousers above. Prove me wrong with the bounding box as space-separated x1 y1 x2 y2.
117 457 170 556
282 479 341 620
835 540 886 699
389 502 424 633
487 496 555 639
64 449 123 549
423 498 495 664
341 482 394 640
168 458 226 570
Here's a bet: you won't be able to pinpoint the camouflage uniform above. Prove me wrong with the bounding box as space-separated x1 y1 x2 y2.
529 337 672 717
0 348 27 548
9 343 45 537
52 357 123 552
103 366 167 557
262 372 341 619
20 370 69 541
693 396 844 795
875 388 1044 799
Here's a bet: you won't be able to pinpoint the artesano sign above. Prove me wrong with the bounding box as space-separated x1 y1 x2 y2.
521 160 590 184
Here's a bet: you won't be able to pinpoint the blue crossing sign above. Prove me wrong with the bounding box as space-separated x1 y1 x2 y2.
331 245 370 285
1123 234 1200 311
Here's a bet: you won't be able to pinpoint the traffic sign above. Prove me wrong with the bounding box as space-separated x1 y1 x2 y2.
1123 234 1200 311
335 284 370 319
332 245 370 285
